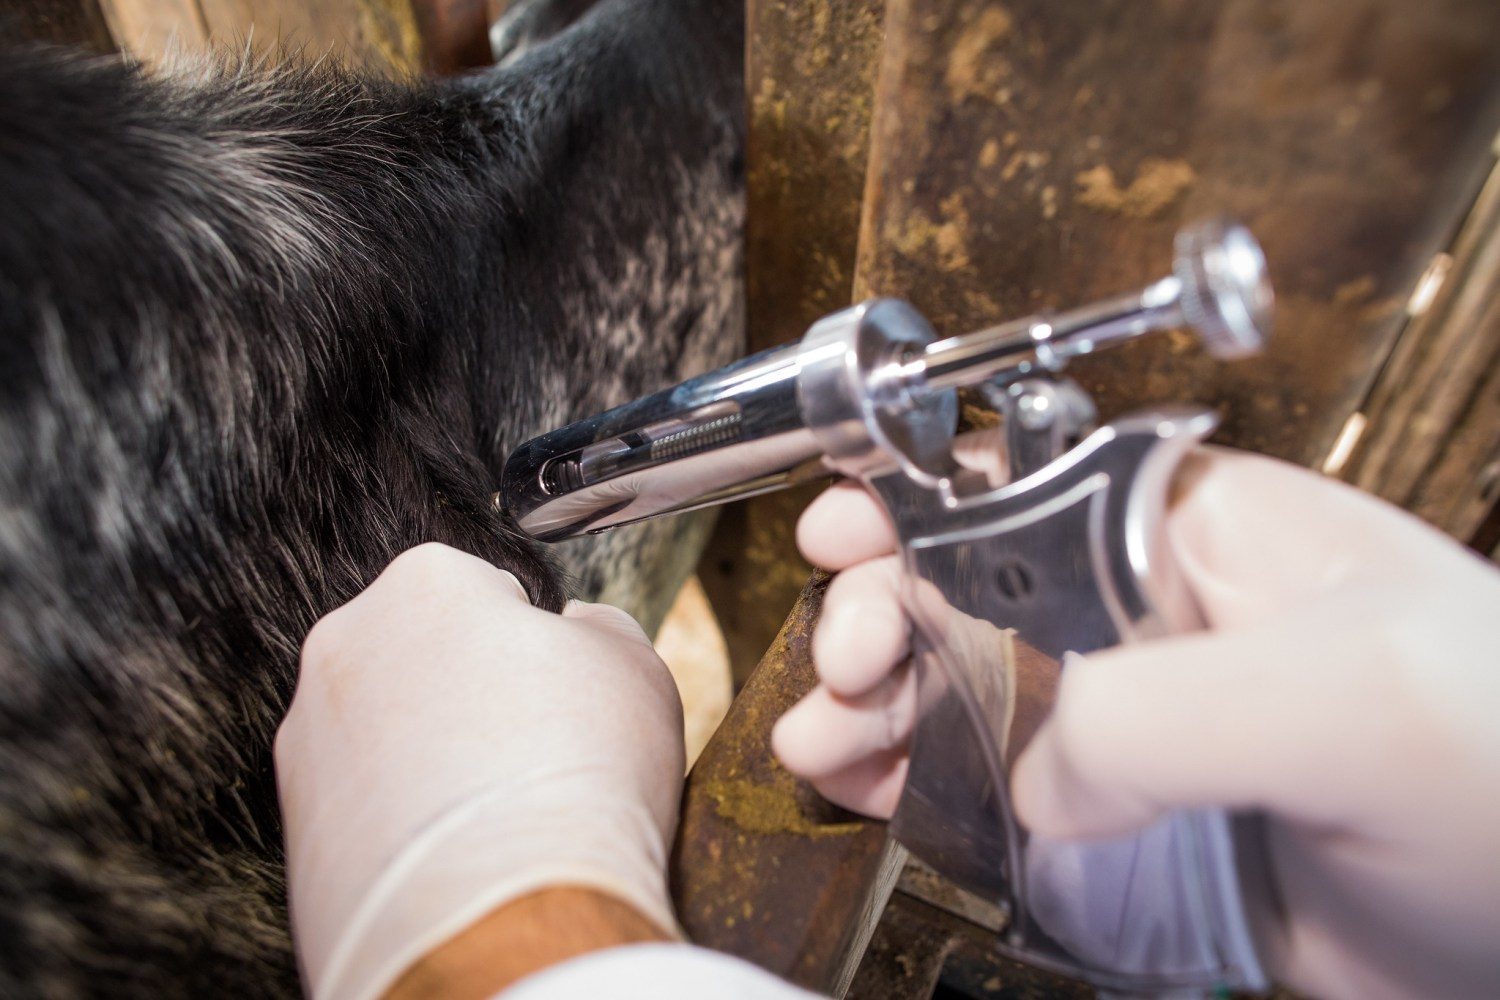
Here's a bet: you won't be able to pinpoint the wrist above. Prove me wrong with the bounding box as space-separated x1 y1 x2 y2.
304 777 678 1000
381 886 673 1000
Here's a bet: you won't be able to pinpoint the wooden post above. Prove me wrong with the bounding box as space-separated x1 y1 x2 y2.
697 0 886 686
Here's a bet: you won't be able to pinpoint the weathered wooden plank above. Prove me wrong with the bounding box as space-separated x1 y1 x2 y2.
853 0 1500 469
1414 353 1500 547
96 0 210 64
1344 153 1500 547
84 0 485 75
671 575 902 994
697 0 886 686
195 0 425 72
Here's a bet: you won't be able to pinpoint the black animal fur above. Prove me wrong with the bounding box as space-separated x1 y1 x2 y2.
0 0 743 994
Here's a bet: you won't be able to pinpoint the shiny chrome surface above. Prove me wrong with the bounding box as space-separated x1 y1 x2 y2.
502 300 952 539
880 410 1264 992
501 218 1270 541
993 376 1098 480
502 341 812 540
499 217 1276 991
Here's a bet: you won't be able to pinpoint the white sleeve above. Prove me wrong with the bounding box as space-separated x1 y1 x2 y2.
497 943 824 999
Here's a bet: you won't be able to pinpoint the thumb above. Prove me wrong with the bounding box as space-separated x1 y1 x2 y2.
1011 605 1382 840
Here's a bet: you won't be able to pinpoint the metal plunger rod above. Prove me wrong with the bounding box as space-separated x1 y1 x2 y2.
906 217 1272 399
917 275 1187 394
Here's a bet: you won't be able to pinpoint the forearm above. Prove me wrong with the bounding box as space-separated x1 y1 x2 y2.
382 887 672 1000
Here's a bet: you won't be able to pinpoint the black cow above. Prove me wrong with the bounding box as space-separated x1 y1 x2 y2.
0 0 742 994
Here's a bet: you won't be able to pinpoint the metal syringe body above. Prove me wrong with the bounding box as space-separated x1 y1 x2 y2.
500 217 1271 541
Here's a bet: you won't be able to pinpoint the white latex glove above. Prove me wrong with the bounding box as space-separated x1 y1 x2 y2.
772 446 1500 1000
275 543 685 1000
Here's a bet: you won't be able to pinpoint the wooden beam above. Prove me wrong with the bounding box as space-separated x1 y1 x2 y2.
193 0 428 73
697 0 886 687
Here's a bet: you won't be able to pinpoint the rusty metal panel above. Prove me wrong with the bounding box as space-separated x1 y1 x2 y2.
685 10 904 978
743 0 885 353
854 0 1500 468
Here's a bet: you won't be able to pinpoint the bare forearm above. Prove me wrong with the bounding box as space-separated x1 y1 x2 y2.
382 887 673 1000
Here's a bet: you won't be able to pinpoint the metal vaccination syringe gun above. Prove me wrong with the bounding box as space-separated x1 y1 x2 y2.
501 217 1276 994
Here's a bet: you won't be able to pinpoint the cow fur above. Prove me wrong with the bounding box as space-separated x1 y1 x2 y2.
0 0 743 994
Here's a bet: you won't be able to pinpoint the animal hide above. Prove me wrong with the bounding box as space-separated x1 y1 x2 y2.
0 0 743 994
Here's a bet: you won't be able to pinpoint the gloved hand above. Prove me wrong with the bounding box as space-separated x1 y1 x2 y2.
773 446 1500 999
275 543 685 1000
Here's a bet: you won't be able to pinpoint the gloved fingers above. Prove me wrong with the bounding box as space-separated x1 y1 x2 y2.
1166 448 1457 628
1010 612 1380 840
561 598 653 646
797 428 1005 571
277 543 702 1000
373 542 532 604
293 545 532 695
798 747 909 820
814 555 910 696
771 664 916 781
560 601 682 736
952 424 1007 484
491 568 531 604
797 480 897 569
